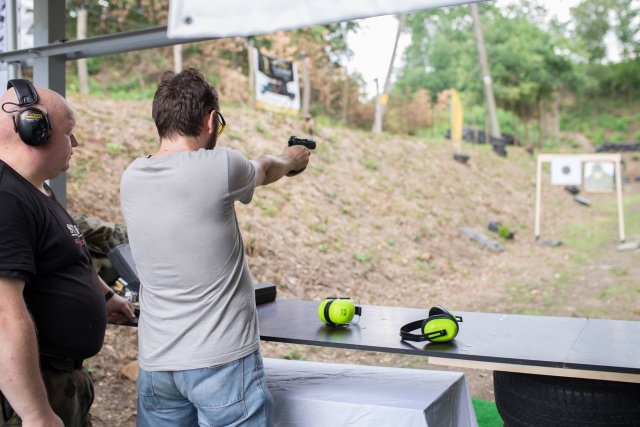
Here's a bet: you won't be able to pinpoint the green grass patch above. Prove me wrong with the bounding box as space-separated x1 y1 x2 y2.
596 286 626 299
354 250 373 263
283 347 307 361
473 399 502 427
611 267 628 277
561 223 612 249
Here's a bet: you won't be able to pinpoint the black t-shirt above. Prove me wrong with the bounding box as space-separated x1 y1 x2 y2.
0 160 107 360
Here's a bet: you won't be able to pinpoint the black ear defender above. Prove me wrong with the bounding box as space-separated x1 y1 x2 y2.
2 79 52 146
318 297 362 327
400 306 462 343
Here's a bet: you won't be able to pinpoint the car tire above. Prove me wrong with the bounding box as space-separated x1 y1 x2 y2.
493 371 640 427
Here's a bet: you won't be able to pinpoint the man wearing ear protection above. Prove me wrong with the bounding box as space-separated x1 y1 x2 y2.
0 82 136 426
120 68 310 427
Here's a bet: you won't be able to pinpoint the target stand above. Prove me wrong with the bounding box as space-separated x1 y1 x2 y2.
534 153 625 243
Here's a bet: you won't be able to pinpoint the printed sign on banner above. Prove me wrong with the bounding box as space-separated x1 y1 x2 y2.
550 156 582 186
254 48 300 116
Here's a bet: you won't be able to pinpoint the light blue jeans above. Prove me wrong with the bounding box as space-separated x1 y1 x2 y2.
136 351 274 427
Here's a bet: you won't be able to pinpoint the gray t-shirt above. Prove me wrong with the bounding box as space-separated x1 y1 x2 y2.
120 147 258 371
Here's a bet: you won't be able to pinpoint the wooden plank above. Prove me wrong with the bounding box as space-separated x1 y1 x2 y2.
427 357 640 383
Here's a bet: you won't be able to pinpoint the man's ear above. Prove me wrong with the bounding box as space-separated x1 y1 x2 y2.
205 111 215 135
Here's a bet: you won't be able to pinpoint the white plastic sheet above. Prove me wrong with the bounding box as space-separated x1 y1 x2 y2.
168 0 485 38
264 358 478 427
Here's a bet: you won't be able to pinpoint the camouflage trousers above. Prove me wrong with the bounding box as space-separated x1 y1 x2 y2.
0 368 94 427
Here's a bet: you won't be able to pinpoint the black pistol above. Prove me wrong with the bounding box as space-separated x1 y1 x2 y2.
288 135 316 150
286 136 315 176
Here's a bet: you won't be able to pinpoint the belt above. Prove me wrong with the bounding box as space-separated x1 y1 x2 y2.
39 354 83 371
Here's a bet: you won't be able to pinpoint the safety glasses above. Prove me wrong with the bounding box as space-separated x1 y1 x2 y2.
215 110 226 137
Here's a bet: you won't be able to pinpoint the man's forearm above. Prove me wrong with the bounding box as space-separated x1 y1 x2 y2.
0 308 54 422
253 154 295 186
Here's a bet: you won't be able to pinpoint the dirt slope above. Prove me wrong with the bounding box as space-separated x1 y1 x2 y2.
64 95 640 426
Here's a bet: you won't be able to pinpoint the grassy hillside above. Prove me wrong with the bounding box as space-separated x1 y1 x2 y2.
67 96 640 425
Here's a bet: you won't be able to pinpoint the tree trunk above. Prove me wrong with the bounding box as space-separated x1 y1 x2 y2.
372 14 406 134
432 99 436 137
538 98 544 149
247 38 255 109
341 67 349 124
77 6 89 95
484 112 491 144
173 44 183 73
553 86 561 145
470 3 501 139
301 53 311 119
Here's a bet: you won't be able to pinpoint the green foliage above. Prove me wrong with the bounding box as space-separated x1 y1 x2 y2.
105 142 126 155
261 202 277 217
570 0 611 62
465 105 520 137
397 3 577 121
354 251 373 263
570 0 640 63
608 132 627 143
283 346 307 361
611 267 628 277
498 225 513 240
65 0 167 39
364 159 379 170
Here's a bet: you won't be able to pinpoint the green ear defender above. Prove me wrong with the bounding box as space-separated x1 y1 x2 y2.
318 297 362 326
399 306 463 343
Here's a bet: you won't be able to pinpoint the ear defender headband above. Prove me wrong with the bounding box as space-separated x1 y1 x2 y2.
318 297 362 327
2 79 52 146
400 306 463 343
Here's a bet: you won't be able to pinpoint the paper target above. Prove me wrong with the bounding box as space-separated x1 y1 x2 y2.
550 157 582 186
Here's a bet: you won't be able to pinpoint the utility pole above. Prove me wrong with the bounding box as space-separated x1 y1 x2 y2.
470 3 504 155
372 14 406 134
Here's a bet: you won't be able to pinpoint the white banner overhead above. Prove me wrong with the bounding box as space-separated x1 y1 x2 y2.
168 0 485 38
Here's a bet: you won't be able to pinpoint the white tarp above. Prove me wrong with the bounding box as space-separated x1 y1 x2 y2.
264 358 478 427
168 0 484 38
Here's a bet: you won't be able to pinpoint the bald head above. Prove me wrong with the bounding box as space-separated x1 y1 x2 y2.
0 84 73 140
0 83 77 186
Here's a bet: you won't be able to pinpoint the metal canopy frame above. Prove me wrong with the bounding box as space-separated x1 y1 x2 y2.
0 1 217 207
0 25 216 65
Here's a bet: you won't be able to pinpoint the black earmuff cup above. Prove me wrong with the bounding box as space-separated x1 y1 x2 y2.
16 108 52 146
5 79 53 146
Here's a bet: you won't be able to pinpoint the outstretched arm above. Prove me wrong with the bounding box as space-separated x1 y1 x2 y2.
252 145 311 187
0 276 63 427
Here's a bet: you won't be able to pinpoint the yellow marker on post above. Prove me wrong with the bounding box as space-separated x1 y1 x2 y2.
450 88 463 149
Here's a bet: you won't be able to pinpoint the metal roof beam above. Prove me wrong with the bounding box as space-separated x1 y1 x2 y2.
0 26 217 66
